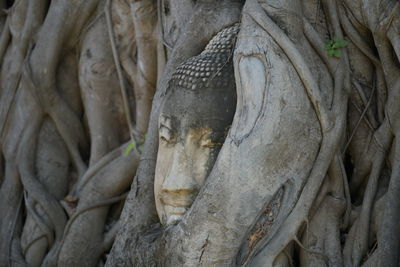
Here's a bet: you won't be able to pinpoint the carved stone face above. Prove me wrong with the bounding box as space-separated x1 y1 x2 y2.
154 88 235 225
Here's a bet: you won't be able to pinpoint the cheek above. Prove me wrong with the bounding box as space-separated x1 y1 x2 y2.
154 146 174 200
192 148 219 186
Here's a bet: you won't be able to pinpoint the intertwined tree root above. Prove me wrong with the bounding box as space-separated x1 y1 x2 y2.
0 0 157 266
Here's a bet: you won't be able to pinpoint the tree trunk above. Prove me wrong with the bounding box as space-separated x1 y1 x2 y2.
0 0 399 266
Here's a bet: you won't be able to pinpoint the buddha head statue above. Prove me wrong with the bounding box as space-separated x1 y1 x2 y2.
154 24 239 225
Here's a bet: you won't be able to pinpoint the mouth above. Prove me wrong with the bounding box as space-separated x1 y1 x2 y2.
159 192 196 224
160 192 195 209
164 204 189 215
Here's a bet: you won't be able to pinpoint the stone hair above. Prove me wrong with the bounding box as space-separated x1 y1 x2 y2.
169 23 240 92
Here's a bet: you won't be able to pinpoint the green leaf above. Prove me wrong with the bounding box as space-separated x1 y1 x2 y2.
325 37 348 57
138 144 144 153
124 134 147 155
333 49 342 58
124 141 136 156
333 39 348 48
325 41 334 50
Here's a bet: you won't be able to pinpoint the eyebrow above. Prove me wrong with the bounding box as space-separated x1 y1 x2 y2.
159 115 172 129
159 123 172 131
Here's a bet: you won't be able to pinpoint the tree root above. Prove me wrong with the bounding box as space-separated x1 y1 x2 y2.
0 0 46 139
245 0 331 133
57 148 140 266
242 0 349 264
106 1 243 265
25 0 101 178
2 0 399 266
17 113 68 267
105 0 135 141
78 13 127 165
127 0 158 135
21 117 70 267
380 95 400 266
73 144 122 195
0 16 9 64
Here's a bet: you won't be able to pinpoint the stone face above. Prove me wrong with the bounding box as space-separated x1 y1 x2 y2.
155 24 240 226
169 23 240 91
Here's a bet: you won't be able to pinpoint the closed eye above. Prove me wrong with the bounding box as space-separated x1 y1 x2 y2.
159 125 174 144
160 136 169 143
200 139 224 148
200 131 226 148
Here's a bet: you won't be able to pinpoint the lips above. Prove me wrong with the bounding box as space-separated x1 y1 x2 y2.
160 192 195 207
164 204 188 215
160 192 196 224
161 196 194 222
162 203 190 225
161 196 193 215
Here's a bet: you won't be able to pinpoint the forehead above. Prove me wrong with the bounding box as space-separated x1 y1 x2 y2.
161 88 235 131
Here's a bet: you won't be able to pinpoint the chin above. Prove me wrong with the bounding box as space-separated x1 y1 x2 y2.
165 214 184 225
162 203 191 225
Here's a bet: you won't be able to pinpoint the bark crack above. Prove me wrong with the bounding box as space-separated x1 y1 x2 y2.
198 234 209 265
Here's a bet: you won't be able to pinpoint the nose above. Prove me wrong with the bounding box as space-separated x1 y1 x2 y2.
161 145 198 197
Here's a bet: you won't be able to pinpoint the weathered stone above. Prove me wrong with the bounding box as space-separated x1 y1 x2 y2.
169 23 240 91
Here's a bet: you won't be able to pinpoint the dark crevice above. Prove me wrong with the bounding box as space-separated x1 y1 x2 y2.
43 0 51 20
6 0 14 9
0 152 3 188
163 0 170 16
344 152 353 183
